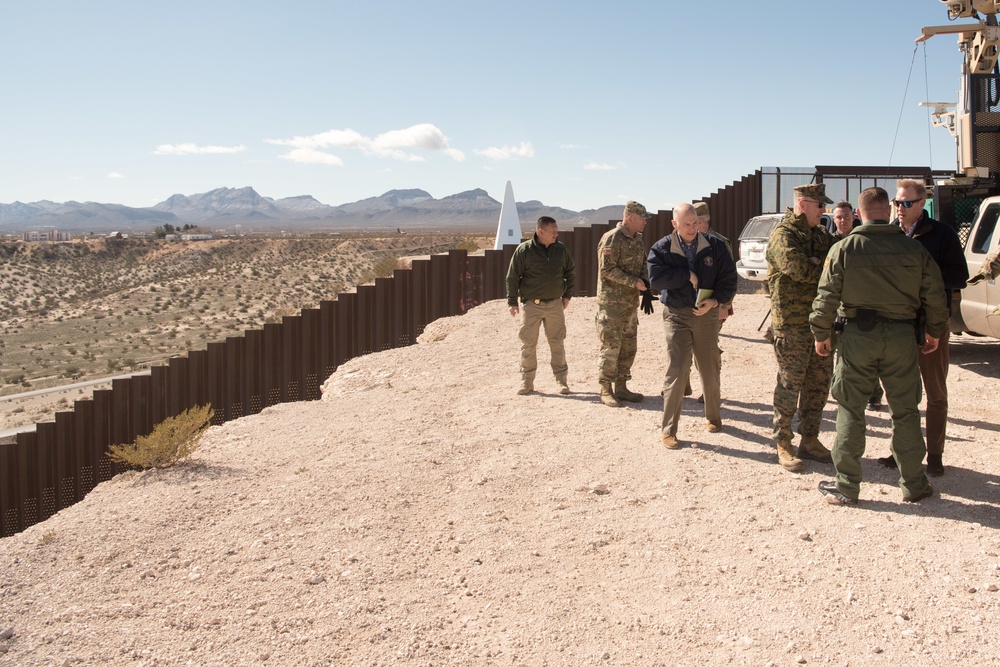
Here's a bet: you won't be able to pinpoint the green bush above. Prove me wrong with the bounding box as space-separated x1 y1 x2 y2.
108 404 214 469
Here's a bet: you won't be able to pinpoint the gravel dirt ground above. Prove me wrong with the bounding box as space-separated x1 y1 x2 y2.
1 291 999 666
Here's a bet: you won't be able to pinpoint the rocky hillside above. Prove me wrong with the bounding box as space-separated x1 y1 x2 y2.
0 234 490 419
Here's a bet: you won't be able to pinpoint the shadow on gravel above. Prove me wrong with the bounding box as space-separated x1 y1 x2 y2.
126 462 246 487
855 463 1000 528
949 336 1000 379
720 333 771 346
700 440 775 465
948 415 1000 433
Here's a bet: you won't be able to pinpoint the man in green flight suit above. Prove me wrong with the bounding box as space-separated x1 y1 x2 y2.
766 183 836 472
595 201 651 407
811 186 948 506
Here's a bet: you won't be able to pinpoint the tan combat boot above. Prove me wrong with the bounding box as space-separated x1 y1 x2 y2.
600 382 622 408
614 380 643 403
777 440 804 472
798 436 833 463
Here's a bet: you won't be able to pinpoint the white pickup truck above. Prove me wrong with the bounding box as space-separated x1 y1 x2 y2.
952 197 1000 339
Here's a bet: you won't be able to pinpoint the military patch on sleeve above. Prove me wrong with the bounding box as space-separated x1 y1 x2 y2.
824 256 831 268
601 248 613 255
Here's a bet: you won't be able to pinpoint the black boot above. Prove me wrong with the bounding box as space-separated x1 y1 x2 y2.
926 453 944 477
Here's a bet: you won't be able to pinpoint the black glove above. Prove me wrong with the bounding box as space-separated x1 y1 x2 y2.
640 278 654 315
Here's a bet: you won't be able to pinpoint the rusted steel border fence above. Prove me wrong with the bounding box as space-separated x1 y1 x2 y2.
0 170 768 538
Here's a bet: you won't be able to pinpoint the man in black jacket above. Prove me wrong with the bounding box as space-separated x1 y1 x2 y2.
648 203 737 449
878 179 969 475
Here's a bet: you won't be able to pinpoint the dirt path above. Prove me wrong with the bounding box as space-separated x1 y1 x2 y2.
1 292 998 666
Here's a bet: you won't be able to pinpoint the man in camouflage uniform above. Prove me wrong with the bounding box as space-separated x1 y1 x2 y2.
596 200 651 407
766 183 836 471
811 186 947 505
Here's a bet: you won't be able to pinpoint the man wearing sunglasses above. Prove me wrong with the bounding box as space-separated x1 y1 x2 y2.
766 183 836 472
878 179 968 476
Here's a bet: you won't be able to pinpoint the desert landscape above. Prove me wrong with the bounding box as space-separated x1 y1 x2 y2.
0 287 998 666
0 233 492 435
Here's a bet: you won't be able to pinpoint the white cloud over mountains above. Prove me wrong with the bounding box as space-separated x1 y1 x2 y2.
153 143 247 156
267 123 465 164
474 142 534 160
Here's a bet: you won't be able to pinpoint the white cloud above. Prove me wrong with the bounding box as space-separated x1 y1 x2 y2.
107 172 124 179
584 161 618 171
475 141 534 161
278 148 344 166
266 123 464 164
153 143 247 156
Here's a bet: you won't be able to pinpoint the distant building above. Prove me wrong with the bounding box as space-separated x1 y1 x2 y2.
180 233 213 241
22 230 71 242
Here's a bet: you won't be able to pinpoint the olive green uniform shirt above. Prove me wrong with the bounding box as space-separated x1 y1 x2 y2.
506 234 575 307
810 220 948 341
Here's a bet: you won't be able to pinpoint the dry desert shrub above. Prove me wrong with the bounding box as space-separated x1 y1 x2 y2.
108 404 214 469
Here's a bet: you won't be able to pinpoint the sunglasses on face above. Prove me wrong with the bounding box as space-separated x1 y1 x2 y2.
893 198 923 209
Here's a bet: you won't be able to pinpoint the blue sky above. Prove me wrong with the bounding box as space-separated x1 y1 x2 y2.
0 1 974 212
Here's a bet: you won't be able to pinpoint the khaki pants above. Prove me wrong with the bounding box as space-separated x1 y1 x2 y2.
518 299 568 384
661 304 721 435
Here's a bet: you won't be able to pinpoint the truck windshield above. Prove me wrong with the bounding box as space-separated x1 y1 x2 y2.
971 203 999 254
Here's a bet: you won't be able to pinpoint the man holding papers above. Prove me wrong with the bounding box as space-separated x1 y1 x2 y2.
648 202 737 449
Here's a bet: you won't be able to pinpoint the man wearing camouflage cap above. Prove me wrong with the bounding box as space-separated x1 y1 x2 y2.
595 200 652 407
765 183 836 472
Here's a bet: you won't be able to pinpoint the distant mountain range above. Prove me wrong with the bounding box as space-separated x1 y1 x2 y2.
0 187 624 233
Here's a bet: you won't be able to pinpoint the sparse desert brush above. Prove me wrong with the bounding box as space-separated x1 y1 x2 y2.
108 404 214 469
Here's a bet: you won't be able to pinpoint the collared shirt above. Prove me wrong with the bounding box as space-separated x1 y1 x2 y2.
678 236 697 269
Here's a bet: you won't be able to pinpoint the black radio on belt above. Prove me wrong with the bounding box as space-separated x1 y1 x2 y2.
834 316 845 333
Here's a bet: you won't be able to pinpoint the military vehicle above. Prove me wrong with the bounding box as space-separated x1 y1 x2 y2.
918 0 1000 338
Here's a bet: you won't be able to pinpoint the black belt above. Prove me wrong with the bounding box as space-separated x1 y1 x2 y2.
844 315 915 325
523 297 559 304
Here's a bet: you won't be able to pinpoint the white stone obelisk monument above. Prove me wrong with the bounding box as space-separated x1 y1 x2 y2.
493 180 523 250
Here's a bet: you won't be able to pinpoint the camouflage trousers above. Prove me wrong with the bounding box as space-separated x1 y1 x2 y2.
771 325 832 443
595 302 638 385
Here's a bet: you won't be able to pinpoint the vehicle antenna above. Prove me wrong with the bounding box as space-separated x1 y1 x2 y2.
888 43 920 168
923 41 934 168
